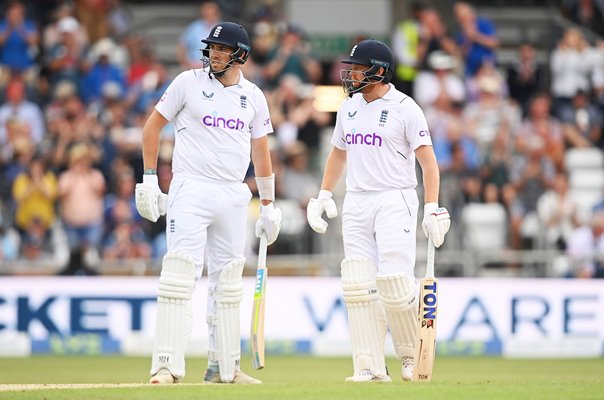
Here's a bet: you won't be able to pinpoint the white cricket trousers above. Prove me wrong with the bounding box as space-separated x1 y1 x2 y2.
342 188 419 276
166 173 252 352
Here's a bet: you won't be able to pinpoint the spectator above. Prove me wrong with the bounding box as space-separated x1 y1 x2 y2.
390 1 426 95
264 24 322 87
268 75 330 159
57 143 106 274
453 2 498 76
418 8 459 71
177 1 221 70
559 89 602 148
79 39 126 104
0 1 39 85
0 77 44 146
45 16 89 90
566 209 604 278
281 141 319 208
507 43 544 116
43 6 88 52
561 0 604 37
550 28 591 117
75 0 109 43
463 75 520 154
515 93 565 170
537 172 580 250
414 50 465 110
12 156 58 237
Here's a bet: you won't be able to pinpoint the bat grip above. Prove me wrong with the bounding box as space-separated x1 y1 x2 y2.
258 234 268 269
426 236 435 279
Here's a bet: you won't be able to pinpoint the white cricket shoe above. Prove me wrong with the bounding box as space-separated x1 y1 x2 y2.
149 368 180 384
402 356 414 381
345 369 392 383
204 368 262 384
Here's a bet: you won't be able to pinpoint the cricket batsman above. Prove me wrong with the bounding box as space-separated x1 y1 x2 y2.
136 22 281 384
307 39 451 382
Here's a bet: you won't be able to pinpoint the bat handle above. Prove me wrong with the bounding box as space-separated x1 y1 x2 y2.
258 234 268 268
426 236 435 279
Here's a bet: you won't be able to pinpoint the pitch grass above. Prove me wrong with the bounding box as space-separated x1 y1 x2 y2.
1 356 603 400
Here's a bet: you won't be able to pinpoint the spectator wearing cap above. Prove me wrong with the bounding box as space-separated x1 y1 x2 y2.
0 1 39 85
177 1 221 69
79 38 126 104
264 24 322 87
58 143 106 270
45 16 89 90
414 50 465 110
43 5 88 52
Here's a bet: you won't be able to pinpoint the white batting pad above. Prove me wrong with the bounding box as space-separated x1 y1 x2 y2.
151 253 196 378
214 258 245 383
376 273 418 359
341 256 388 378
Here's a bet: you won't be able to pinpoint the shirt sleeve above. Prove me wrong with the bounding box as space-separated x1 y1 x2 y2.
155 71 189 121
404 99 432 150
330 107 347 150
250 88 273 139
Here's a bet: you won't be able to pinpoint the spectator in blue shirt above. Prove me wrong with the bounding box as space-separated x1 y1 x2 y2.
80 39 126 104
0 1 39 79
176 1 221 69
454 2 499 76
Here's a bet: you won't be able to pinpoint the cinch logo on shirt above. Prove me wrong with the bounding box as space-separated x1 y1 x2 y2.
203 113 245 130
345 130 383 147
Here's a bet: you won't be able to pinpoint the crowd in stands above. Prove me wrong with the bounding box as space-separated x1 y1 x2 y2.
0 0 602 278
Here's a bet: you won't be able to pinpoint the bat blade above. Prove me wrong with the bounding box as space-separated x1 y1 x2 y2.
250 234 268 370
413 239 437 382
413 276 438 381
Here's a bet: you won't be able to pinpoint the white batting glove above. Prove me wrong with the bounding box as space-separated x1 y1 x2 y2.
135 174 168 223
422 202 451 248
255 203 282 245
306 190 338 234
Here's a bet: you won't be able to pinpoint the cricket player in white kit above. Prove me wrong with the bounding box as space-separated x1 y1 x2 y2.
307 39 450 382
135 22 281 385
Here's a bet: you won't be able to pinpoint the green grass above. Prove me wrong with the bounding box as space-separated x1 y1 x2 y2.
0 356 603 399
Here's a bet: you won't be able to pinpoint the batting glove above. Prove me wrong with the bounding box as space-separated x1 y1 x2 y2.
135 174 168 222
422 202 451 248
306 190 338 234
255 203 282 245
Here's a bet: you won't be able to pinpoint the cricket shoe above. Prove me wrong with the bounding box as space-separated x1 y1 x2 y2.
149 368 180 384
345 369 392 383
204 367 262 384
402 356 414 381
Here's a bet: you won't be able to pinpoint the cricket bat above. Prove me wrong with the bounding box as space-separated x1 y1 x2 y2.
250 234 268 370
413 237 438 382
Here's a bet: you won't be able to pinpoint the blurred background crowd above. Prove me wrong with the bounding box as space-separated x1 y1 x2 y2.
0 0 603 278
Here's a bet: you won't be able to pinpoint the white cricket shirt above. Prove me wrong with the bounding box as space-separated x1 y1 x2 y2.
331 84 432 192
156 68 273 182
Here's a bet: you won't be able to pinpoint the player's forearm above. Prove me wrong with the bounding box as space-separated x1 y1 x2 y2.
416 145 440 204
251 136 273 177
321 148 346 192
142 110 167 171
